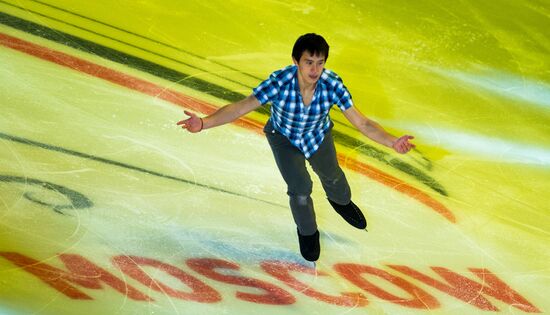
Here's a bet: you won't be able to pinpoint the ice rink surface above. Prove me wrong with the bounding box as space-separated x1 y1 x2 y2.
1 1 549 314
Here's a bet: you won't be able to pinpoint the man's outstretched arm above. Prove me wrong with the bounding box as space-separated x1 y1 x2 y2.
343 106 415 154
177 94 261 133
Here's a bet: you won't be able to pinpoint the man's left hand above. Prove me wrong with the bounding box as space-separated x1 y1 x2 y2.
392 135 415 154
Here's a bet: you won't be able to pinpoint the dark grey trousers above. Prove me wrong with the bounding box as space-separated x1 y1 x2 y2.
264 122 351 236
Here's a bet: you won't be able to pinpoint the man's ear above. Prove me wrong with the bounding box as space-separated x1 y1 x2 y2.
292 57 298 65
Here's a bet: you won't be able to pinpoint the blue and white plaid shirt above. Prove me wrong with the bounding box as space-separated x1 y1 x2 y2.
253 65 354 158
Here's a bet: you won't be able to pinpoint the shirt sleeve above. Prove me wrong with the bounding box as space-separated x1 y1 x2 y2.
252 74 279 106
333 81 354 111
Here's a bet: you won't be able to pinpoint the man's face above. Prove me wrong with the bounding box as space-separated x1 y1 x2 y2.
293 50 326 86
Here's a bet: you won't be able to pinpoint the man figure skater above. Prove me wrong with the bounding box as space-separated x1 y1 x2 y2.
177 33 415 261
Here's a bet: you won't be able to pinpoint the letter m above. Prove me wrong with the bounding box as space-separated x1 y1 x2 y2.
0 252 151 301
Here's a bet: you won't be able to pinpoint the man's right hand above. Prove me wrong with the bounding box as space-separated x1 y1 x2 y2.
177 110 203 133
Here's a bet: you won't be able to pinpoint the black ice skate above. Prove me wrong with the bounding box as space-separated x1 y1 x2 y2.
297 229 320 261
328 199 367 230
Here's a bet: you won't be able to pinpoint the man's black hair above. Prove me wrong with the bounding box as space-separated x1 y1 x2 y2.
292 33 329 62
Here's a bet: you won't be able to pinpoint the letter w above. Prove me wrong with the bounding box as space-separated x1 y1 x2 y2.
388 265 540 313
